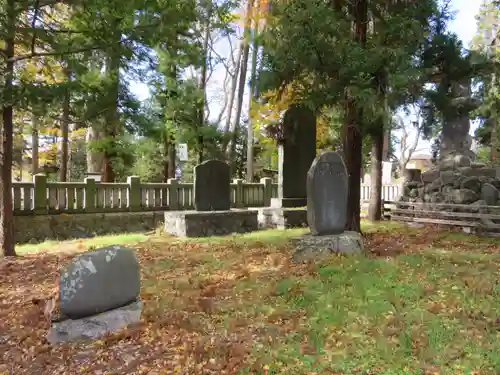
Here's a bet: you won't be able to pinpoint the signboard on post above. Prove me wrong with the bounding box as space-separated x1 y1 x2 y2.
177 143 188 162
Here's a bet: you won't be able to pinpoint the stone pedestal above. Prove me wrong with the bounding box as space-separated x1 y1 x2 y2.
256 207 307 229
291 231 364 263
270 197 307 208
164 210 258 237
47 301 142 344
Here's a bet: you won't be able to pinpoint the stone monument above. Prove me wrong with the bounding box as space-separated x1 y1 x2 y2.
164 159 258 237
291 151 364 263
271 105 317 208
399 77 500 207
193 159 231 211
47 245 142 344
257 105 316 229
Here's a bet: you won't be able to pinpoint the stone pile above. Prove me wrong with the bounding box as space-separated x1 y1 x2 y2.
291 151 364 263
47 245 142 344
401 154 500 207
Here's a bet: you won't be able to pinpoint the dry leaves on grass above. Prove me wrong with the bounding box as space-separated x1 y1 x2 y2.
2 225 497 374
0 239 300 375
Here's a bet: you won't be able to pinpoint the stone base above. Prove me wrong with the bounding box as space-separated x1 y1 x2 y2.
46 301 142 344
291 231 364 263
164 210 258 237
270 197 307 208
256 207 307 229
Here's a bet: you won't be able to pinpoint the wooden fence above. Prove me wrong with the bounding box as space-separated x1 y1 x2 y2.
11 174 400 216
385 200 500 235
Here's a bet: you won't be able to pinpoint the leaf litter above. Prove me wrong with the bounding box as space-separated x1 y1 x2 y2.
2 224 500 374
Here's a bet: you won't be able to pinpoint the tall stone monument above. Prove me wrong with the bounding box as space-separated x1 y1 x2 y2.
398 78 500 207
271 105 317 208
291 151 364 262
440 78 476 161
193 160 231 211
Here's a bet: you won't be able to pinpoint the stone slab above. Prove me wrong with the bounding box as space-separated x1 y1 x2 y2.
291 231 364 263
164 210 258 237
47 301 142 344
60 245 140 319
256 208 307 229
194 160 231 211
306 151 348 235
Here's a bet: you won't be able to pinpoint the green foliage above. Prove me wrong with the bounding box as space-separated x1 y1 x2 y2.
471 0 500 149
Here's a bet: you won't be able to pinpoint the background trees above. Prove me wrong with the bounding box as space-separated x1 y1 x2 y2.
1 0 499 255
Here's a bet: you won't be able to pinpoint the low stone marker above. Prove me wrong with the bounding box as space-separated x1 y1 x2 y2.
47 245 142 344
291 151 364 262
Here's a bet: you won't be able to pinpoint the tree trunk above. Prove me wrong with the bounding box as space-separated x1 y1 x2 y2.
221 39 243 152
31 114 39 175
60 69 71 182
197 0 213 164
168 137 176 179
342 0 367 233
1 0 16 256
343 103 363 233
101 54 120 182
162 133 177 181
382 127 390 161
226 0 253 167
85 126 102 174
246 5 259 182
368 131 383 221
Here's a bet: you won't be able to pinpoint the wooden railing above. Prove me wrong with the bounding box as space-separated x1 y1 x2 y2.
384 200 500 235
12 174 400 216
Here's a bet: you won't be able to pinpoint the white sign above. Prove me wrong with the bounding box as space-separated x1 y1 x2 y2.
177 143 188 161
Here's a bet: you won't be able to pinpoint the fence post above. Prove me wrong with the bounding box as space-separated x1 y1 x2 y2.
260 177 272 207
127 176 141 211
167 178 179 210
233 179 244 208
83 177 97 212
33 173 47 214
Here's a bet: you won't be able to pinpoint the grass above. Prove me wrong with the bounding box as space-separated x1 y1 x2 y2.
15 219 407 255
15 232 149 254
4 221 500 374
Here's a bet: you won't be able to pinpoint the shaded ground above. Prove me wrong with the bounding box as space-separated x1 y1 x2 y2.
2 222 500 374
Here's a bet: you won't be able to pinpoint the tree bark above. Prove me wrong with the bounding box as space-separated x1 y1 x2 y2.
343 103 363 233
342 0 367 233
246 2 260 182
85 126 102 173
221 41 243 152
101 53 120 182
162 133 176 181
168 137 176 179
1 0 16 256
60 68 71 182
368 131 383 221
226 0 253 168
31 114 39 175
197 0 213 164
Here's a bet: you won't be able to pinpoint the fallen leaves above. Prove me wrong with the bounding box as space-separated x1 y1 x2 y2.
3 225 500 374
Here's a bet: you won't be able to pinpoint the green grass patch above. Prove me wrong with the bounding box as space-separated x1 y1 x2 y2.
12 220 500 373
16 232 149 254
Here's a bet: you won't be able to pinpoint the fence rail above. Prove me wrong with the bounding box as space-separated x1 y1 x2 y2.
384 200 500 235
12 174 400 216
